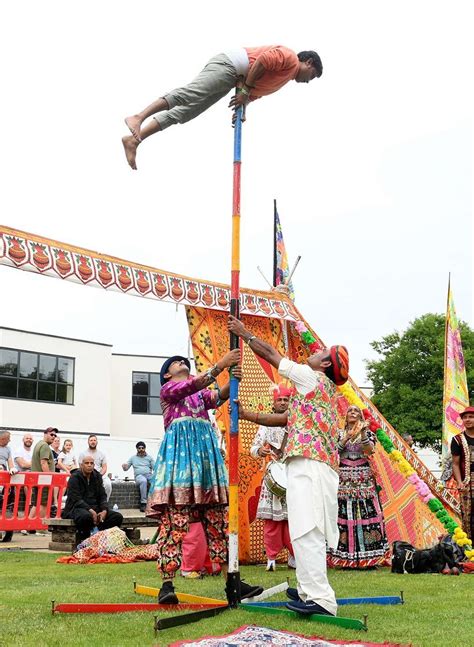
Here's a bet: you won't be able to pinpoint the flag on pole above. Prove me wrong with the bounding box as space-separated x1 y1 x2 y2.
442 278 469 462
273 203 295 301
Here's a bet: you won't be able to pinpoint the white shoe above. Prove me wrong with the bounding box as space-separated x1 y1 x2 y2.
265 559 276 571
21 530 28 535
287 555 296 569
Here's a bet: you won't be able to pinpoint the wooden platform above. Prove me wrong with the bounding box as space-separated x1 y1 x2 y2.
46 515 157 552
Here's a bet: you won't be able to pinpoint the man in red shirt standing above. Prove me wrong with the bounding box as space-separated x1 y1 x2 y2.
122 46 322 169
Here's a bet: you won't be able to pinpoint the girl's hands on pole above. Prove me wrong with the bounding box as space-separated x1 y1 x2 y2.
219 348 241 369
233 365 243 380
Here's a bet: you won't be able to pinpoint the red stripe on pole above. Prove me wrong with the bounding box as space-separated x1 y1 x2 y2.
233 163 241 215
228 438 239 481
230 271 240 297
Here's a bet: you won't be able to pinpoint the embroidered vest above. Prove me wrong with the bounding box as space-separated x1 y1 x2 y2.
284 373 339 472
453 433 472 485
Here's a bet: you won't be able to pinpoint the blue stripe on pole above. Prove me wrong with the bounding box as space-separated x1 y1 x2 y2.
230 376 239 435
233 107 242 162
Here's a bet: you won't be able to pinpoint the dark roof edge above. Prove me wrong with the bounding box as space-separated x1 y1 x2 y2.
0 326 113 348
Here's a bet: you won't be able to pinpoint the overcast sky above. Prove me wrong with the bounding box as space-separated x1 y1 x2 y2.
1 0 472 385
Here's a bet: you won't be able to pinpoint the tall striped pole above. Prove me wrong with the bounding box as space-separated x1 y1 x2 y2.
227 106 243 607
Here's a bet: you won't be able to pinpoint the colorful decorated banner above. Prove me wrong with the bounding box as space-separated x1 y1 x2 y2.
0 226 298 322
273 206 295 301
442 280 469 461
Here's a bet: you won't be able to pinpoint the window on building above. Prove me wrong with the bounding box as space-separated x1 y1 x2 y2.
0 347 75 404
132 372 162 414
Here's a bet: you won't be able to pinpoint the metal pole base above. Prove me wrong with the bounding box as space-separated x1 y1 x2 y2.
225 571 241 608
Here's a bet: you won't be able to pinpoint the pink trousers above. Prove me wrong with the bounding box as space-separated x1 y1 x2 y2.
181 521 220 574
264 519 294 559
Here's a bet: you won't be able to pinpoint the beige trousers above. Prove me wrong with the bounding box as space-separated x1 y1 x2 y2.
155 54 237 131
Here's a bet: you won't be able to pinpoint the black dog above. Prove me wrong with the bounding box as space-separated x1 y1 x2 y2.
391 540 457 574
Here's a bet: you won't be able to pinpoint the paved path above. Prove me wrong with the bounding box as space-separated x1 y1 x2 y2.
0 509 157 552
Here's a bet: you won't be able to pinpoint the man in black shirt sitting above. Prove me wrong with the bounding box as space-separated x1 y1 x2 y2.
62 455 123 542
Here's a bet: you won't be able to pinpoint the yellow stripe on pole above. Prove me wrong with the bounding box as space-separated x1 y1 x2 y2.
231 216 240 271
228 483 239 533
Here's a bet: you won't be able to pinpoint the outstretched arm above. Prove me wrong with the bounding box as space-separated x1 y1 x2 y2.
163 349 241 404
229 60 266 111
244 60 266 90
236 399 288 427
216 365 242 403
228 315 283 369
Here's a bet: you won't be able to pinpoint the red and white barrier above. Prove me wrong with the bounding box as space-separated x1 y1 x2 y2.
0 471 69 531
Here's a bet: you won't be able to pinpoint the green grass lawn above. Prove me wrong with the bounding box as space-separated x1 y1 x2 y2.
1 552 472 647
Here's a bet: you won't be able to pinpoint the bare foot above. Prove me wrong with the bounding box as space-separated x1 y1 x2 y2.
122 135 139 170
125 116 142 142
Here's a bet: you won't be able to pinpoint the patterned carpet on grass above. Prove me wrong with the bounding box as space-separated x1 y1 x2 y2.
169 624 408 646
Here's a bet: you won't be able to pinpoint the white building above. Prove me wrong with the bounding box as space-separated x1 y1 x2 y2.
0 326 172 473
1 325 443 479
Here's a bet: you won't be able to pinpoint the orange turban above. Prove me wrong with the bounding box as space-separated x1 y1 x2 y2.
326 345 349 386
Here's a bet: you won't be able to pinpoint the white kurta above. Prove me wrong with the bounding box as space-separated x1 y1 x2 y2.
278 358 339 547
250 426 288 521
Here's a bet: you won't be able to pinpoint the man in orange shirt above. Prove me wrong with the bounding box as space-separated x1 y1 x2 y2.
122 46 322 169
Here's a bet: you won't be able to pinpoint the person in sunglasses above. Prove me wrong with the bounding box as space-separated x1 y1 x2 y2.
29 427 58 519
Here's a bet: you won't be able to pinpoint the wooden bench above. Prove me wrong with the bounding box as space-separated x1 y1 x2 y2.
46 515 157 552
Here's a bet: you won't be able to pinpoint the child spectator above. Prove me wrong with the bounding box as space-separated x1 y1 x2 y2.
57 439 78 473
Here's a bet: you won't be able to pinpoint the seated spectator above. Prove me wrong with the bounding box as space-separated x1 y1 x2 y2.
122 442 155 512
57 439 78 473
14 434 34 472
402 433 415 449
79 435 112 500
62 455 123 542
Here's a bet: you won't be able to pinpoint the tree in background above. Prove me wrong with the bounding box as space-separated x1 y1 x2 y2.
366 314 474 451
